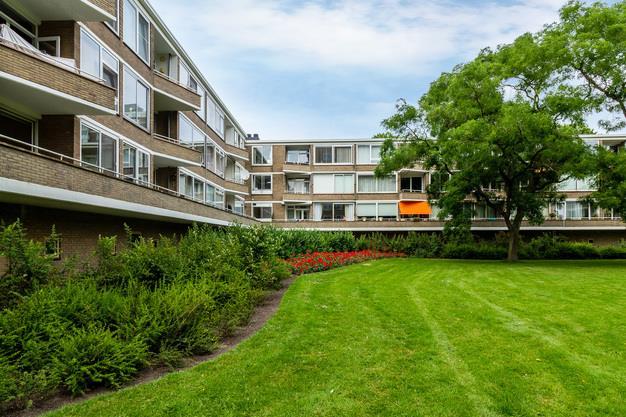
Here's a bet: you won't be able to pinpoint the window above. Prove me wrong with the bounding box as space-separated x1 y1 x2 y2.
286 178 310 194
566 201 590 220
123 143 150 183
80 123 117 172
215 149 225 177
123 67 149 129
178 172 207 202
287 205 310 221
252 145 272 165
0 110 33 145
400 176 423 192
357 202 398 220
0 2 36 44
357 144 381 164
37 36 60 57
80 29 119 89
357 174 396 193
105 0 119 33
313 174 354 194
334 174 354 193
558 177 595 192
286 146 310 164
207 97 225 136
179 63 198 92
234 198 244 215
314 203 354 221
253 204 272 220
252 174 272 194
178 114 206 147
196 86 206 120
123 0 149 62
315 145 352 164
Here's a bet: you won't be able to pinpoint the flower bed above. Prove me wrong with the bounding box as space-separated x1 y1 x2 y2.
286 250 405 275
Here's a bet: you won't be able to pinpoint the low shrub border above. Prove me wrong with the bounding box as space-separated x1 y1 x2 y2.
285 250 405 275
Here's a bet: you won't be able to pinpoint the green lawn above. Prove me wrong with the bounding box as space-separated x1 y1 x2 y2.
47 259 626 417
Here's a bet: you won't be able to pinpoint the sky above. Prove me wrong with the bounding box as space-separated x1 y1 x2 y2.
150 0 621 140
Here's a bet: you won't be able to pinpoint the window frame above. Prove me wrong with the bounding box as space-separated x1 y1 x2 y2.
251 174 273 194
251 145 273 166
122 66 150 131
122 0 150 65
357 173 397 193
105 0 120 34
122 142 151 184
356 202 398 220
314 145 352 165
252 203 273 220
356 144 382 164
79 121 119 173
80 29 119 91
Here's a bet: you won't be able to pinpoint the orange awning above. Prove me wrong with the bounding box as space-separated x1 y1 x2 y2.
399 201 432 215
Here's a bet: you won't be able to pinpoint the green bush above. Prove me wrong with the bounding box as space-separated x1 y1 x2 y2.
404 233 443 258
0 221 57 308
441 243 507 260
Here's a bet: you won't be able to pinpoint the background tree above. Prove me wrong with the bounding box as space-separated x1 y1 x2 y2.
544 0 626 221
546 0 626 131
376 34 591 261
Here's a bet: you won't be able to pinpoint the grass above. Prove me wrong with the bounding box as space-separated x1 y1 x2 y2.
46 259 626 417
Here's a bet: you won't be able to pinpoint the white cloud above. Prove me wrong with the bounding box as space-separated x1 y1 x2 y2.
153 0 565 74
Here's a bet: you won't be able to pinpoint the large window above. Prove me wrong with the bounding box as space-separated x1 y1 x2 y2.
178 114 206 147
314 145 352 164
123 67 149 129
357 144 381 164
286 146 310 164
314 203 354 221
80 29 119 89
252 145 272 165
313 174 354 194
252 174 272 194
123 143 150 183
400 176 423 192
123 0 149 63
80 123 117 172
207 98 225 137
287 205 310 221
356 202 398 220
558 177 595 192
178 171 208 202
179 63 198 92
253 204 272 220
357 174 396 193
286 178 310 194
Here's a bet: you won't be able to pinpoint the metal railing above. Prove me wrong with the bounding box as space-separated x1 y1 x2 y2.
0 135 256 220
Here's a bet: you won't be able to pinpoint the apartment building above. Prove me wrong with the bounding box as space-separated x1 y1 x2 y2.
0 0 253 257
246 135 626 244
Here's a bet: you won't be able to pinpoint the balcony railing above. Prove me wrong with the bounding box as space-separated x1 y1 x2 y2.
0 134 255 220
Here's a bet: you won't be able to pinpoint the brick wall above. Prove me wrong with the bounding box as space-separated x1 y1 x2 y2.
89 0 117 18
0 44 116 110
38 21 77 59
38 115 78 158
154 73 201 108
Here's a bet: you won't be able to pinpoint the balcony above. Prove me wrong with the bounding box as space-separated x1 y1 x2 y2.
0 139 256 226
153 72 201 112
0 41 116 116
399 191 428 200
15 0 115 23
152 134 203 166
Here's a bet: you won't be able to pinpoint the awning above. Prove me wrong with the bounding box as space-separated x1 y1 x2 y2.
399 201 432 215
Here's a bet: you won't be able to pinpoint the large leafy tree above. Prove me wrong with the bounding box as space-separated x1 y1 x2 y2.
546 0 626 131
376 35 591 261
544 1 626 221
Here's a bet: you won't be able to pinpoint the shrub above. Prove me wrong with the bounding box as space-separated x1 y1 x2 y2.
0 221 57 308
404 233 442 258
441 243 507 260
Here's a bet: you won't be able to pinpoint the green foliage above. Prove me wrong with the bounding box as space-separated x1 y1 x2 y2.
0 221 57 309
441 243 508 260
0 222 290 414
404 233 443 258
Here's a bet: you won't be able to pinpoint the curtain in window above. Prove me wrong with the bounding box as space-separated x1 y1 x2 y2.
378 203 398 217
358 175 376 192
334 175 354 193
371 146 381 162
357 145 370 164
356 203 376 217
313 203 323 220
334 147 351 163
315 147 332 163
377 175 396 192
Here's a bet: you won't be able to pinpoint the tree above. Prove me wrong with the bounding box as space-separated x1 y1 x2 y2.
376 34 592 261
544 1 626 221
546 0 626 131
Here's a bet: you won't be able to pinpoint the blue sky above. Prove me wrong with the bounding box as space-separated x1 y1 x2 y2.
150 0 618 139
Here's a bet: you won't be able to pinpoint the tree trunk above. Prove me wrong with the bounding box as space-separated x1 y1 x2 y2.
507 227 521 262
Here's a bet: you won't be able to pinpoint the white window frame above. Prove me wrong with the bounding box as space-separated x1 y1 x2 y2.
317 202 355 221
356 202 398 220
105 0 120 34
252 145 272 166
122 142 151 184
314 145 352 165
313 173 355 194
122 66 150 130
357 173 397 193
251 174 273 194
252 203 273 221
80 29 119 89
123 0 150 64
36 36 60 57
357 144 382 164
79 120 119 173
